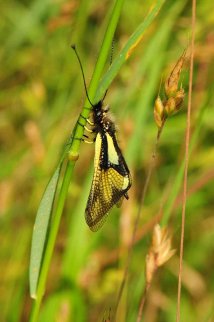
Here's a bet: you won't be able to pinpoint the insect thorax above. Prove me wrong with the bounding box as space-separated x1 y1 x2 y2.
93 102 115 134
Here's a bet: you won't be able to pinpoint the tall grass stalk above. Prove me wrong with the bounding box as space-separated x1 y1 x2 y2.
29 0 125 321
176 0 196 321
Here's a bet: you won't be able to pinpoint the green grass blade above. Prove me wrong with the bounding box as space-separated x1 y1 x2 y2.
96 0 166 100
29 0 126 320
29 161 63 298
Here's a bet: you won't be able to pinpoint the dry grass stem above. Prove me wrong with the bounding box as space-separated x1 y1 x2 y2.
176 0 196 321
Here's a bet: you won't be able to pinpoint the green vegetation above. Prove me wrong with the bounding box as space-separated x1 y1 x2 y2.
0 0 213 321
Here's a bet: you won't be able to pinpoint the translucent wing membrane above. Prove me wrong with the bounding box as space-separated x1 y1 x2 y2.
85 133 131 231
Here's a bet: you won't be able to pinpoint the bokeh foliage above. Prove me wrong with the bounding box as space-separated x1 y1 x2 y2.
0 0 214 321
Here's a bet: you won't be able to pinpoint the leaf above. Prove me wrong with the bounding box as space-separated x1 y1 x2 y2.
96 0 166 100
29 161 63 298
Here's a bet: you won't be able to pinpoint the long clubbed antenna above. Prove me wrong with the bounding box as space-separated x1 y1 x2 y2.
71 44 94 107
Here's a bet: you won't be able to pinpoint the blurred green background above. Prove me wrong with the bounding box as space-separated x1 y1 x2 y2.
0 0 214 321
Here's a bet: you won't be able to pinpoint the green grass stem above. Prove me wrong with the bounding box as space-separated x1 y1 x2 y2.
29 0 125 320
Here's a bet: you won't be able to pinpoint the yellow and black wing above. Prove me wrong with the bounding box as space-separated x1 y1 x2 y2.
85 132 131 231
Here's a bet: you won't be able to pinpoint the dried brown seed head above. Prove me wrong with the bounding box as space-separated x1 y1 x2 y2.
145 224 176 284
154 96 165 128
165 50 186 98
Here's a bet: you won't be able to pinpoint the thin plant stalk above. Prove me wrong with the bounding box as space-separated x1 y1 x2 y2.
136 280 151 322
176 0 196 321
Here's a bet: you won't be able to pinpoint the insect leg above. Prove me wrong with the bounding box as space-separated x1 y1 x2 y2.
77 118 94 130
83 139 94 144
86 118 94 126
79 113 95 126
77 120 84 127
84 125 94 133
82 134 96 144
66 135 94 147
